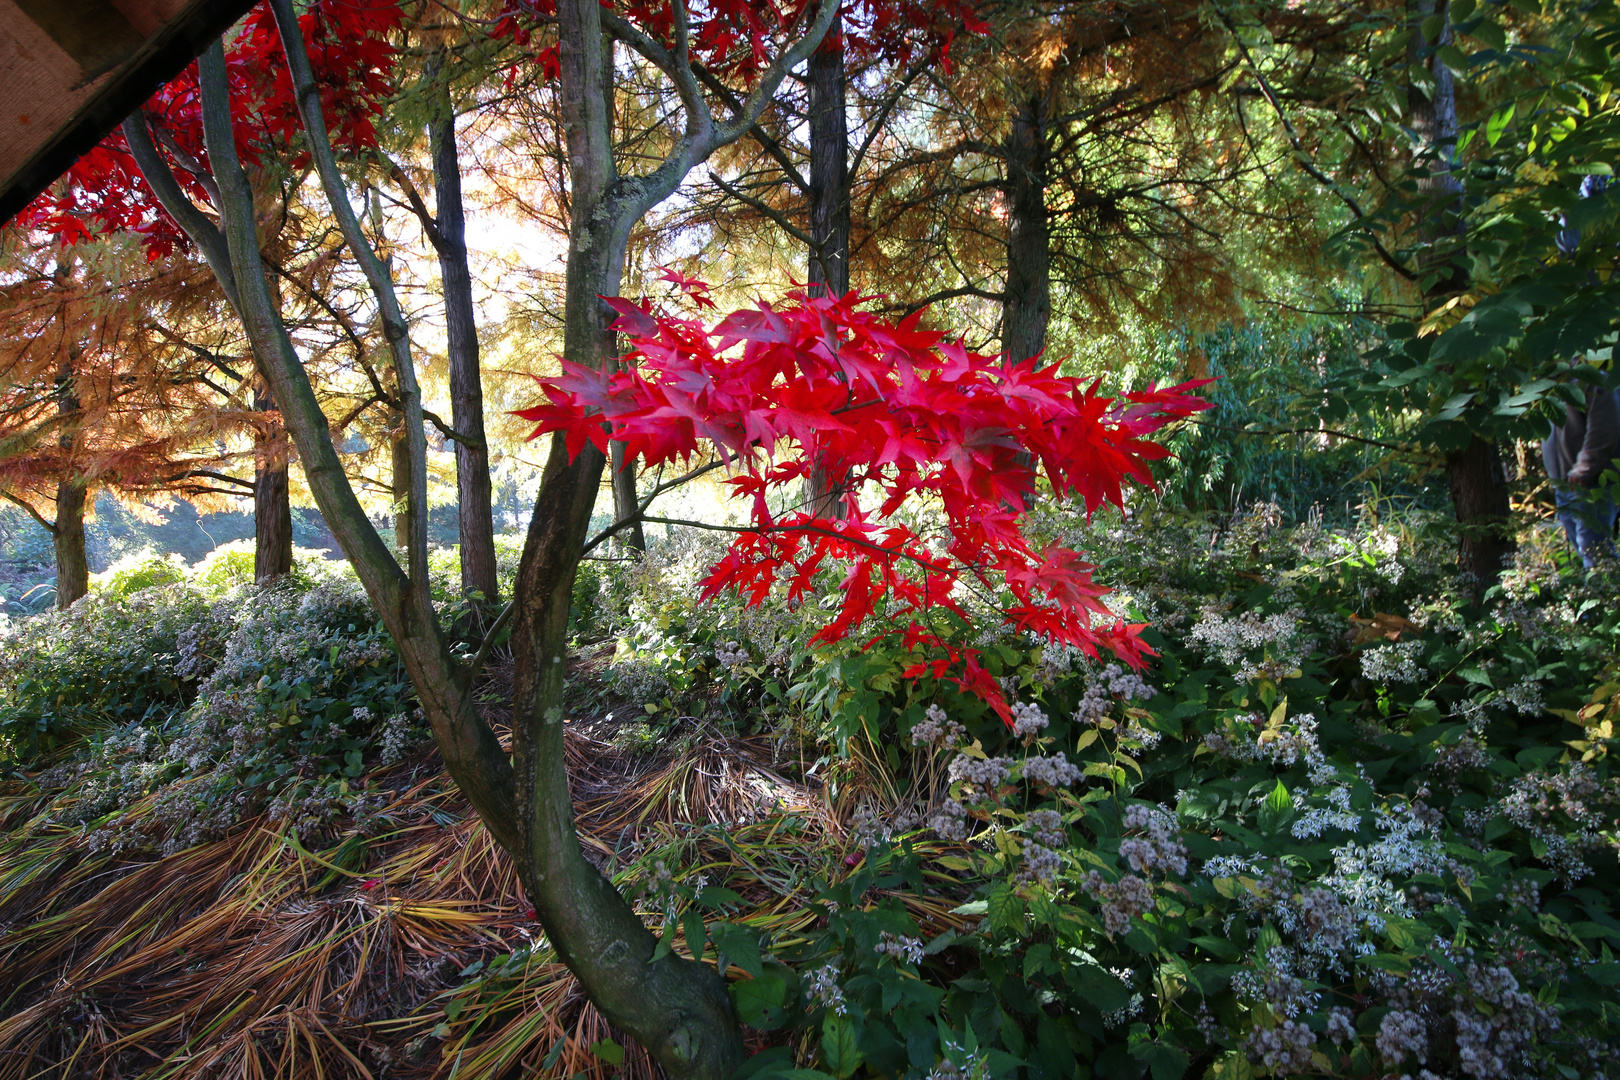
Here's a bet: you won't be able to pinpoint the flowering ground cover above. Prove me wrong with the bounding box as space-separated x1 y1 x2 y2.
0 496 1615 1079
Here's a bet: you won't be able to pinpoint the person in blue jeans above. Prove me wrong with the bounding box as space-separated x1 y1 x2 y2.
1543 383 1620 568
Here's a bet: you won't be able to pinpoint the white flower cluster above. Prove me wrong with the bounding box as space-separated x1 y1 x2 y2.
1498 762 1618 883
713 640 750 672
1019 840 1063 886
806 962 847 1015
929 799 970 841
1291 782 1362 840
910 703 966 749
1494 677 1544 717
1360 639 1425 684
1321 802 1448 930
1246 1019 1317 1075
1072 662 1158 724
1021 752 1081 789
1118 804 1187 877
1326 1007 1355 1044
1010 700 1048 739
874 932 925 964
947 754 1013 791
1189 605 1315 683
1081 870 1154 936
1376 1008 1428 1067
1025 808 1064 847
850 801 922 847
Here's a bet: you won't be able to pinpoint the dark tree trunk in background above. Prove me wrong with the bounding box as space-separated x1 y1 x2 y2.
805 23 851 516
1448 434 1513 585
430 100 500 601
53 342 87 609
254 385 293 582
807 28 849 298
610 439 645 553
1408 0 1512 586
52 480 87 609
392 428 415 563
1003 93 1050 364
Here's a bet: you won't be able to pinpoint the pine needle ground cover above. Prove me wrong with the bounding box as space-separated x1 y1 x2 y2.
2 508 1618 1080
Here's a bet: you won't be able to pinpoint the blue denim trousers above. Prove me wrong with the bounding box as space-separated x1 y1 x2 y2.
1555 486 1618 568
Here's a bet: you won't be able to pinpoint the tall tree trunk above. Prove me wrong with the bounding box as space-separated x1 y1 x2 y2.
805 22 851 516
192 34 520 852
807 28 849 299
53 480 87 609
429 95 500 601
1003 92 1050 365
505 2 745 1074
1408 0 1512 585
254 385 293 582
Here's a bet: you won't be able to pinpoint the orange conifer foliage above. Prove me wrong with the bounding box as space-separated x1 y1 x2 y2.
0 237 251 606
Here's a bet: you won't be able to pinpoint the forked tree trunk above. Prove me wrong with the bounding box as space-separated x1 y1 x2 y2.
429 99 501 600
1003 92 1050 365
1408 0 1512 584
254 386 293 582
147 4 833 1072
805 22 851 517
504 1 743 1071
53 480 87 609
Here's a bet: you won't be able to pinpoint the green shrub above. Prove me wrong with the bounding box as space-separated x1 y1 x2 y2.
0 584 216 760
687 505 1620 1080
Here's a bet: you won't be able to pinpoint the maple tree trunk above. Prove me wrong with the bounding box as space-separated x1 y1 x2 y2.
1407 0 1512 585
805 23 851 516
504 3 744 1074
1003 93 1050 364
254 387 292 582
52 480 87 610
430 101 500 602
188 36 520 853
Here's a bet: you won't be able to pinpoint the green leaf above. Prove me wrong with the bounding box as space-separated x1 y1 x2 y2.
1132 1043 1190 1080
589 1038 624 1065
1384 917 1435 951
1258 780 1294 833
682 909 707 962
697 886 745 909
710 920 763 978
1204 1050 1257 1080
734 968 791 1030
820 1012 864 1079
987 884 1024 932
1485 104 1515 146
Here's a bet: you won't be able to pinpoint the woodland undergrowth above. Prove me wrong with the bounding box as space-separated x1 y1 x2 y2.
0 502 1617 1080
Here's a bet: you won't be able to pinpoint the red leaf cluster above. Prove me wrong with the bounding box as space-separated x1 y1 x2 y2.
517 287 1211 723
16 0 403 257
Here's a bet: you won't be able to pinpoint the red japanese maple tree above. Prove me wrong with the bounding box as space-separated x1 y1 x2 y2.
14 0 402 259
519 280 1211 722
